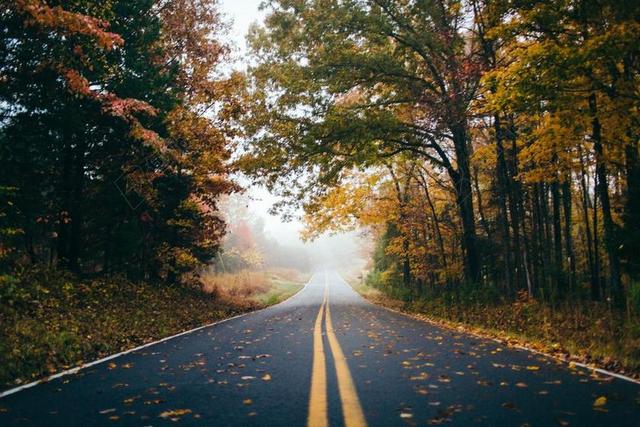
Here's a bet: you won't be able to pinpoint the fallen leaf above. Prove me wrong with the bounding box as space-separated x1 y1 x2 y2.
159 409 192 419
99 408 116 415
593 396 607 407
262 374 272 381
243 399 253 405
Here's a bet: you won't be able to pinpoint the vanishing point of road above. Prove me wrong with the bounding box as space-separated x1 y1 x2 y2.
1 271 639 426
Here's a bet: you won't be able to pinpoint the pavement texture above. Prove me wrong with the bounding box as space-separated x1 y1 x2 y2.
1 270 639 426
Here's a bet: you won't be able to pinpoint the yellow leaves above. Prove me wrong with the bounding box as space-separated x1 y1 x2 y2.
409 372 429 381
243 399 253 405
261 373 272 381
526 365 540 371
593 396 607 408
159 409 192 419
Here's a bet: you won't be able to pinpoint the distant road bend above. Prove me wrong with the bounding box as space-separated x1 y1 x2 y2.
1 271 639 426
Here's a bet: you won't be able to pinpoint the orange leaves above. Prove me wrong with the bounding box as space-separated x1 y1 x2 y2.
63 69 92 97
102 97 157 122
16 0 124 50
159 409 192 420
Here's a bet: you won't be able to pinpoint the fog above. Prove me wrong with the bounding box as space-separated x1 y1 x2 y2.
218 0 366 273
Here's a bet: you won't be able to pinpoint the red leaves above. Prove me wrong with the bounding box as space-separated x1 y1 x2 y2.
101 96 158 121
63 69 92 96
16 0 124 50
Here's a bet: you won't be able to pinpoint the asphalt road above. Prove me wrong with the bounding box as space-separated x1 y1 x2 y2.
1 271 639 426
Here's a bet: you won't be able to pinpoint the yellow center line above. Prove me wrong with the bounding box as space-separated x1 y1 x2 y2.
308 280 328 427
324 273 368 427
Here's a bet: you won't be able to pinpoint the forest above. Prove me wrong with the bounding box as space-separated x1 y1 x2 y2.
1 0 640 385
242 1 640 367
1 0 243 284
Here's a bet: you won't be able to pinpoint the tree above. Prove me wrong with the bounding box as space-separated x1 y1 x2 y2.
243 0 485 283
0 0 240 283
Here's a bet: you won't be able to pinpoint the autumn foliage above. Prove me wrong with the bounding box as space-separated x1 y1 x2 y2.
0 0 242 282
242 0 640 355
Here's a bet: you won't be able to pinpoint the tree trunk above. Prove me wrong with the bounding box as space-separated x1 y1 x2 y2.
562 179 576 292
551 179 564 295
624 140 640 281
579 149 598 299
589 93 623 306
494 114 513 293
450 123 481 284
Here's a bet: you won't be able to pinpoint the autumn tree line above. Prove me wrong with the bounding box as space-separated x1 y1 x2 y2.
242 0 640 310
1 0 244 283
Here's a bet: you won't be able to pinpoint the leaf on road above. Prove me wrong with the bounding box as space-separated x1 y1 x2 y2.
410 372 429 381
243 399 253 405
593 396 607 407
107 363 117 370
99 408 116 415
261 374 272 381
526 365 540 371
515 382 528 388
159 409 192 420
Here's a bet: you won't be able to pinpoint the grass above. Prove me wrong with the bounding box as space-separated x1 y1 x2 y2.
345 273 640 380
0 268 306 389
200 268 306 308
257 277 305 306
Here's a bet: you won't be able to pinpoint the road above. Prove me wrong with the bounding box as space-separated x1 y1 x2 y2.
1 271 639 426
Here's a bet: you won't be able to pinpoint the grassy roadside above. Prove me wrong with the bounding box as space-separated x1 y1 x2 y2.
0 268 306 390
346 275 640 381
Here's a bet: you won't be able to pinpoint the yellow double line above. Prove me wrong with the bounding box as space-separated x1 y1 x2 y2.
308 274 367 427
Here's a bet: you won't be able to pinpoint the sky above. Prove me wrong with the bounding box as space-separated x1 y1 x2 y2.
218 0 366 269
219 0 303 244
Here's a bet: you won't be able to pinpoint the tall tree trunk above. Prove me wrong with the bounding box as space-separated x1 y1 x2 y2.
589 93 623 306
419 171 449 276
579 149 598 299
562 179 576 292
593 172 602 299
450 123 481 284
551 179 564 296
507 124 525 292
540 183 553 296
624 139 640 281
494 114 513 293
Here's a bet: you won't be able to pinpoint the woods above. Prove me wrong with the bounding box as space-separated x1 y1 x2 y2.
242 0 640 325
0 0 241 283
2 0 640 388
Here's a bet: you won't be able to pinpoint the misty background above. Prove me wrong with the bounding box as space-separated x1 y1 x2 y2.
215 0 366 274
